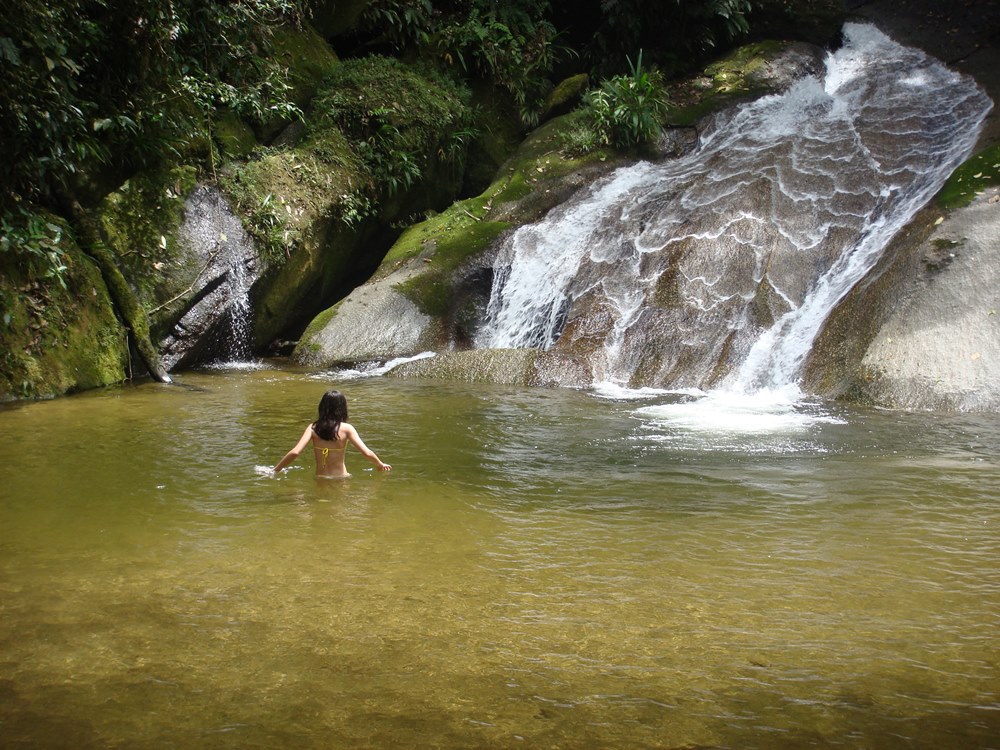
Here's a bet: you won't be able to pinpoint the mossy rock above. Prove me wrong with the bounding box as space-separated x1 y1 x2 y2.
223 57 477 347
937 144 1000 209
256 22 341 142
379 110 625 319
271 22 340 104
294 108 629 367
213 110 258 158
665 40 824 127
97 165 199 330
463 80 525 195
542 73 590 122
0 217 127 400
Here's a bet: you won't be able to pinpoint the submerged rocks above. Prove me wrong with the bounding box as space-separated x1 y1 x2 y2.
386 348 592 388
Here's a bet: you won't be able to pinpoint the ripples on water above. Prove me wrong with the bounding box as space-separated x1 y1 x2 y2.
1 370 999 748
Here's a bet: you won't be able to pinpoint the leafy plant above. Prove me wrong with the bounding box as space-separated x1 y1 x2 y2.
0 0 309 211
357 0 434 50
0 207 69 288
591 0 753 75
434 2 564 127
585 50 669 149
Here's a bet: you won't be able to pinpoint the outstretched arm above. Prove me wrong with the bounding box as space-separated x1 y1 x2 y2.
344 424 391 471
273 424 314 474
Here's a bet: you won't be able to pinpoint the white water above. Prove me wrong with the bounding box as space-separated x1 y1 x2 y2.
317 351 438 380
222 239 256 363
478 24 991 397
161 186 264 370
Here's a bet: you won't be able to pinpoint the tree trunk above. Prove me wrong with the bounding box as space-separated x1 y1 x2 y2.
65 199 172 384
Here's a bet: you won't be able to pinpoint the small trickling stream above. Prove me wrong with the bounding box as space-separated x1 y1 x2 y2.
159 185 262 370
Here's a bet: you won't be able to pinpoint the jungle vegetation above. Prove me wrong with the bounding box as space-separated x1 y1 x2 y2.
1 0 831 391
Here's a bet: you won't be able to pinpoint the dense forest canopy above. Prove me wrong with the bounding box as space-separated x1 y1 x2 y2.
0 0 780 214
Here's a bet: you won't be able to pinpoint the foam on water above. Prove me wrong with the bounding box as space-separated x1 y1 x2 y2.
314 351 437 380
637 387 843 433
202 359 271 372
590 381 676 401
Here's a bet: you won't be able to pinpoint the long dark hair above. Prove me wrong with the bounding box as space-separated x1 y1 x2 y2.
313 390 348 441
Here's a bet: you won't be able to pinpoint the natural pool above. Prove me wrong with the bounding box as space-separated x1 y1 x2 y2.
1 365 998 748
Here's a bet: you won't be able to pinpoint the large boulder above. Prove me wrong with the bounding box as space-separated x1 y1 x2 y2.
807 152 1000 411
292 110 633 368
293 39 832 379
0 215 127 400
800 0 1000 411
859 187 1000 410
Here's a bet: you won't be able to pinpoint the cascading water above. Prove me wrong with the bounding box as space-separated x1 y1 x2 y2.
220 237 255 364
159 186 263 370
478 24 992 395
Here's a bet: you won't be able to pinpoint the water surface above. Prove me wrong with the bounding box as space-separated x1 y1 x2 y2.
1 367 998 748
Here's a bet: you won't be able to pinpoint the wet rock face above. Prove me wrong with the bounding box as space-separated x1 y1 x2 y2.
293 267 437 367
846 187 1000 411
802 0 1000 411
477 25 990 390
158 186 263 369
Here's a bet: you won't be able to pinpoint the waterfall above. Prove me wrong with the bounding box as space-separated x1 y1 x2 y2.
478 24 992 392
220 233 255 364
159 186 263 370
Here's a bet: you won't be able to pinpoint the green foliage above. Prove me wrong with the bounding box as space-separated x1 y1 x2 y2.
0 227 128 399
937 144 1000 210
312 55 474 225
0 0 309 210
0 207 70 288
593 0 753 75
434 1 565 127
584 51 668 150
357 0 434 49
353 0 566 128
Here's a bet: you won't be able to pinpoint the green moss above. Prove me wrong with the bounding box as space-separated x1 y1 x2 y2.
936 144 1000 209
97 166 199 315
490 172 534 204
543 73 589 119
254 22 340 141
666 40 792 127
298 299 343 344
388 208 509 316
225 56 473 244
313 56 472 156
270 23 340 106
0 218 127 400
213 110 257 158
219 134 363 264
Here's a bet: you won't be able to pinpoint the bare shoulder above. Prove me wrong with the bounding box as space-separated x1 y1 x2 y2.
340 422 359 435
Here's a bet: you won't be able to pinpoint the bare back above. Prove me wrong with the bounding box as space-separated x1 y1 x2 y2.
311 430 349 478
274 413 389 478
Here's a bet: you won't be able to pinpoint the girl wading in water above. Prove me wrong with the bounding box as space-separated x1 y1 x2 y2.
273 390 391 478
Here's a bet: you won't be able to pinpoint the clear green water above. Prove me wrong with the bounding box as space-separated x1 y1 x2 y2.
1 366 998 749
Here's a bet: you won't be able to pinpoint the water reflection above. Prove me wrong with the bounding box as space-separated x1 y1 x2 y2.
1 370 999 748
